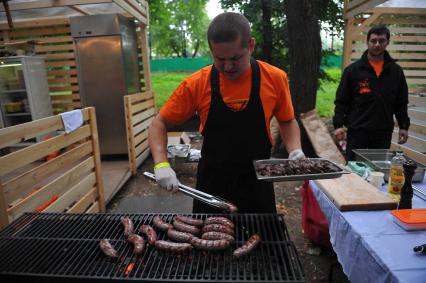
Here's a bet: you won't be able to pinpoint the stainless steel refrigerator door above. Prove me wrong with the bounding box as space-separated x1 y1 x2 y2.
75 35 128 155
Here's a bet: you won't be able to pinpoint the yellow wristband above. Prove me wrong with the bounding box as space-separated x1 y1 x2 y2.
154 161 171 172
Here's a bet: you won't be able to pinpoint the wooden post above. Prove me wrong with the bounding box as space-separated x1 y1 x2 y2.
124 96 137 175
88 107 105 212
139 23 155 109
0 182 9 229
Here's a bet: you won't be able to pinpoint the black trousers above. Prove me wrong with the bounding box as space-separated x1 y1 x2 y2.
346 129 393 161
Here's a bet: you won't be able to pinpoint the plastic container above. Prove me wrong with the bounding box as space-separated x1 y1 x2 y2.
391 209 426 231
387 152 405 200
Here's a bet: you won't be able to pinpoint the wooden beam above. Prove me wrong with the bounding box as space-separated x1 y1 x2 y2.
139 24 152 92
373 7 426 16
345 0 385 19
69 5 90 15
113 0 146 24
0 17 69 29
0 0 113 12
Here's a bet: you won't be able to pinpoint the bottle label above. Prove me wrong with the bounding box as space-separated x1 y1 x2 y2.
390 176 403 193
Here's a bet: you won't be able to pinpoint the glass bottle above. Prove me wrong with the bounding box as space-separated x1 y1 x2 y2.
387 152 405 201
398 160 417 209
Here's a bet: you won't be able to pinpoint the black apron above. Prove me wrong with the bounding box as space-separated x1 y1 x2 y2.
193 59 276 213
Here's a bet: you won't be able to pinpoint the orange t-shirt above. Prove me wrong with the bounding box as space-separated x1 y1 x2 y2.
159 60 295 143
369 59 384 77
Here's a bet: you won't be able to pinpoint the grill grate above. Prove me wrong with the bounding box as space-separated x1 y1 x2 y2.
0 213 305 282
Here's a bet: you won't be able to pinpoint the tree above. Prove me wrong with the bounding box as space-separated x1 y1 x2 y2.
149 0 210 58
284 0 321 115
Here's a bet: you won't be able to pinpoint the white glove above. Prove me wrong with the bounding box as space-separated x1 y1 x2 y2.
155 166 179 192
288 149 305 160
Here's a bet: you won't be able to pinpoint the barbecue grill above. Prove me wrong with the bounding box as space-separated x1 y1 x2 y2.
0 213 305 282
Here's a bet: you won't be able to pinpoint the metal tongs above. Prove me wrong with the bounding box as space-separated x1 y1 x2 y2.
143 172 238 213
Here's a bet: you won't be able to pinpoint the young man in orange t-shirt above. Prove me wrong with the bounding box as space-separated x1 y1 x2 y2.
148 12 304 213
333 25 410 161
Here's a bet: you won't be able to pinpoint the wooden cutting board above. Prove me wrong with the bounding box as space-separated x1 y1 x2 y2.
314 173 398 211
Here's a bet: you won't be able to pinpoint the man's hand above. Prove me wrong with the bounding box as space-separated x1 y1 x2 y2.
398 129 408 144
289 149 305 160
154 165 179 192
334 128 346 141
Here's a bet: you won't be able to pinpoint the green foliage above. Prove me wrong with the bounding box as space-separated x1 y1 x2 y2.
152 69 342 118
152 72 191 109
316 68 341 117
149 0 210 58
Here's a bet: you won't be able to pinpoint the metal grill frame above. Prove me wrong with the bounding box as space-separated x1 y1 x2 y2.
0 213 305 283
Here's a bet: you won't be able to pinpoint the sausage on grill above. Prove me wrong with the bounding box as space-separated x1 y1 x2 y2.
233 234 261 258
155 240 193 253
223 202 238 213
190 237 231 251
204 217 234 229
139 224 157 245
167 228 194 243
120 217 135 237
176 215 204 227
127 234 145 255
202 231 235 243
153 215 173 232
100 239 118 258
202 224 234 236
173 219 200 235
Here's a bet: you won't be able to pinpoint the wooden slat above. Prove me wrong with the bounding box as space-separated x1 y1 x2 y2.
135 147 150 168
131 99 154 114
46 60 76 68
129 91 153 104
1 0 112 11
3 141 93 204
345 0 385 19
48 77 78 84
356 26 426 34
50 94 80 100
133 116 153 136
0 183 9 229
0 17 69 29
407 78 426 85
134 129 147 146
10 27 71 38
86 201 100 213
44 53 75 60
33 36 73 44
43 173 96 213
391 143 426 165
404 70 426 77
35 43 75 52
67 187 97 213
353 44 426 52
132 108 155 125
373 7 426 16
124 95 137 175
0 108 89 149
351 52 426 60
353 35 426 43
88 107 105 212
135 139 149 157
376 18 426 25
7 158 95 220
47 69 77 76
398 62 426 68
49 85 79 92
51 102 81 108
0 125 91 176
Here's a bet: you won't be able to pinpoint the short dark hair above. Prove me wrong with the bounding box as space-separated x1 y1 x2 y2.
207 12 251 48
367 24 390 41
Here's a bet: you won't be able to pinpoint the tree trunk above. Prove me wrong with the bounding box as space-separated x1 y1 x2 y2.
261 0 273 63
284 0 321 116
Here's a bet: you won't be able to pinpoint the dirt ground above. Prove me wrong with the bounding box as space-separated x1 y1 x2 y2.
107 132 351 283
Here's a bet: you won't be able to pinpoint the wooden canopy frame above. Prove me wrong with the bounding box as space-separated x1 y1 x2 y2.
343 0 426 93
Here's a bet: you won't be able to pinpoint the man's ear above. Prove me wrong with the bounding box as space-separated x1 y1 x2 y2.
249 37 255 55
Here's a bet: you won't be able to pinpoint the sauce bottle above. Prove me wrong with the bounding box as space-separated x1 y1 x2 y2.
387 152 405 201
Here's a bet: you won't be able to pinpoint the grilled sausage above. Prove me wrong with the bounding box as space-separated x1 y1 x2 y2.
127 234 145 255
167 228 194 243
153 215 173 232
139 225 157 245
176 215 204 227
202 231 235 243
202 224 234 236
233 234 261 258
155 240 193 253
173 219 200 235
190 237 231 251
100 239 118 258
120 217 134 237
204 217 235 229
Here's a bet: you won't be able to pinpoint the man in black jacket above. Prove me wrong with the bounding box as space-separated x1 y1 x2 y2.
333 25 410 161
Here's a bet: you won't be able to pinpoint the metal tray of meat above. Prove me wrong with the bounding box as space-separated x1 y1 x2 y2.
253 158 349 182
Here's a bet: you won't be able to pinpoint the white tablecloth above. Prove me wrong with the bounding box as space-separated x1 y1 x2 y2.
309 179 426 283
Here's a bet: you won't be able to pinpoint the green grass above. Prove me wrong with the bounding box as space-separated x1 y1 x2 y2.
152 69 342 117
152 72 191 109
316 68 342 117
